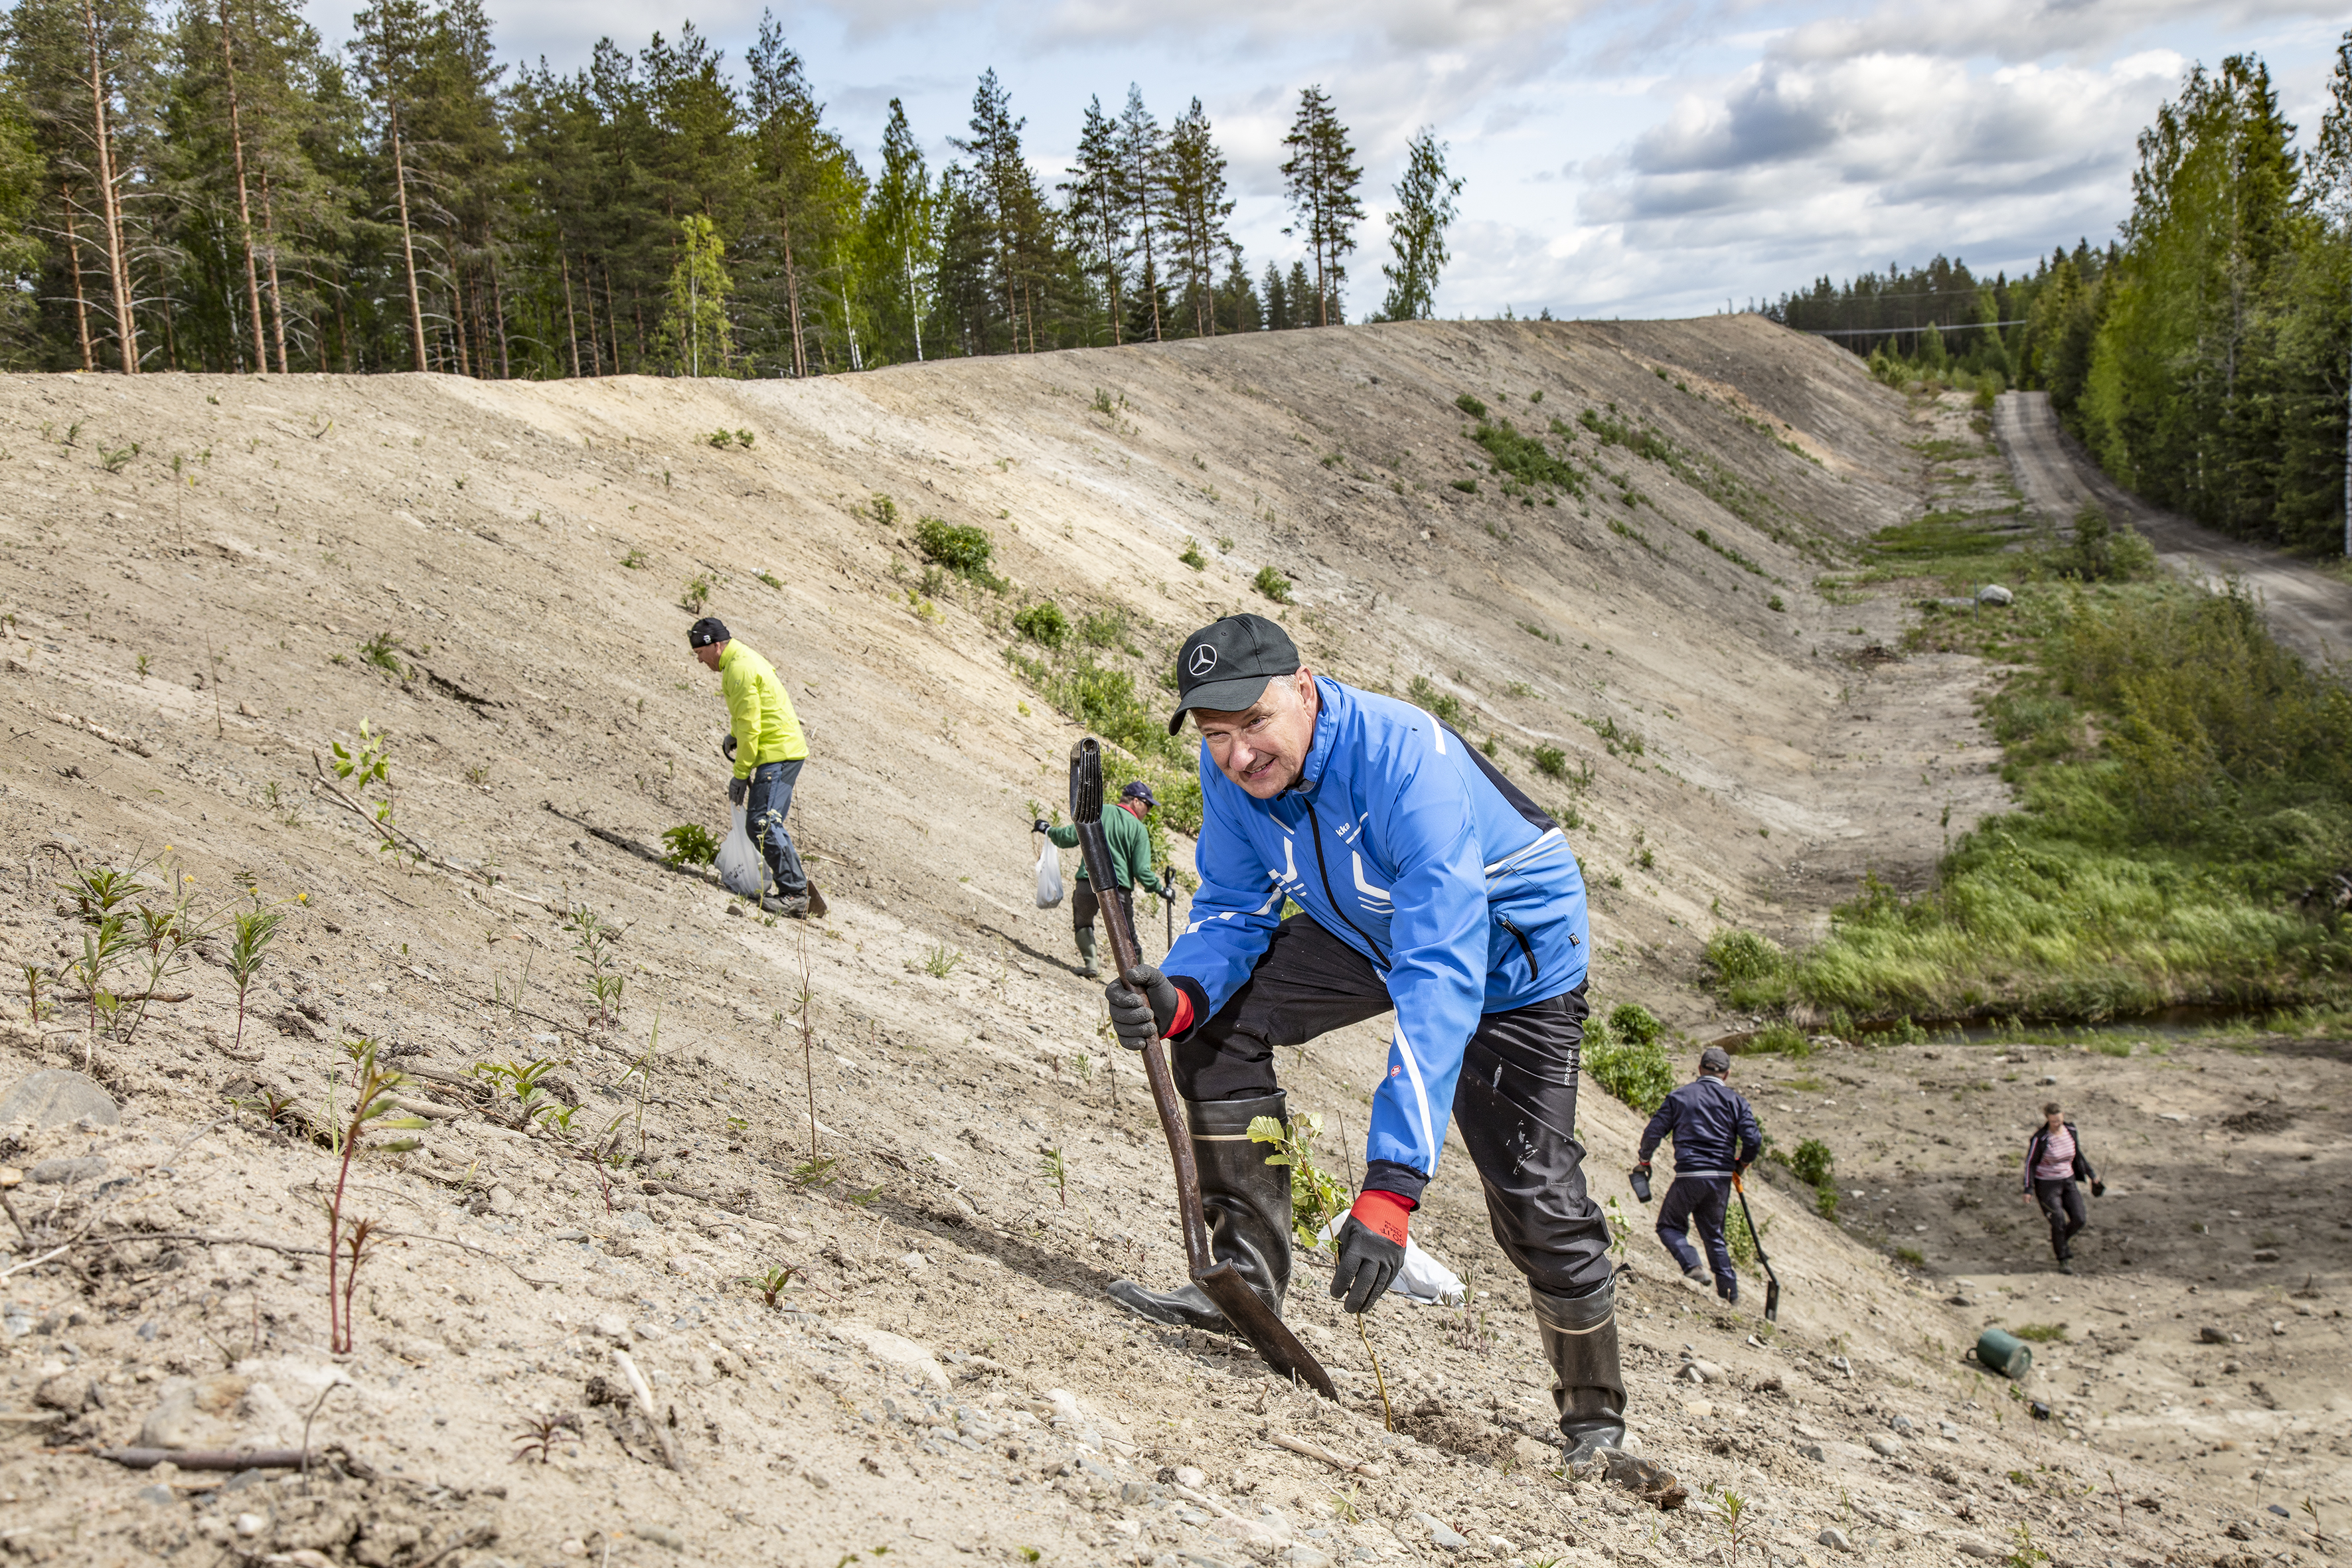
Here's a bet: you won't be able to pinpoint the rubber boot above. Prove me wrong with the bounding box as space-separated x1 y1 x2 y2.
1533 1275 1628 1466
1107 1091 1292 1332
1075 927 1101 979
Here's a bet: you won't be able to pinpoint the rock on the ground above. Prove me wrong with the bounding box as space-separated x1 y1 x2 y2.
1599 1449 1689 1510
828 1322 948 1388
1818 1528 1853 1551
0 1069 119 1129
1867 1435 1903 1456
29 1156 107 1184
1413 1512 1470 1549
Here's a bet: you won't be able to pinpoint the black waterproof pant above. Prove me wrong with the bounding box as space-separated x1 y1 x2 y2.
1174 913 1613 1299
1071 880 1134 941
2034 1177 2086 1260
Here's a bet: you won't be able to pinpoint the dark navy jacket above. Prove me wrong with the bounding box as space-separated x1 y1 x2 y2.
1638 1075 1763 1178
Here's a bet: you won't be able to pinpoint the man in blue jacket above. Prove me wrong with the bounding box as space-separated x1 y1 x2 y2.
1635 1046 1763 1305
1104 614 1624 1462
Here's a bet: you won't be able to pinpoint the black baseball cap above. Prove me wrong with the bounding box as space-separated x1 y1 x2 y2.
688 617 731 648
1120 780 1158 807
1168 613 1299 734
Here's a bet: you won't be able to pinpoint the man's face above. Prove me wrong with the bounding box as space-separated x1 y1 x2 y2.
1193 668 1318 799
694 641 725 672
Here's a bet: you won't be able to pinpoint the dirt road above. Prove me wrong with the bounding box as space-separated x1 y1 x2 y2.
1994 389 2352 667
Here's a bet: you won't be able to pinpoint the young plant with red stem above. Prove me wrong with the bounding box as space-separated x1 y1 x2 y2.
325 1038 424 1354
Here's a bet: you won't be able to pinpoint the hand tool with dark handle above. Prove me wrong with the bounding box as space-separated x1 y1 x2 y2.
1071 739 1337 1399
1733 1171 1780 1323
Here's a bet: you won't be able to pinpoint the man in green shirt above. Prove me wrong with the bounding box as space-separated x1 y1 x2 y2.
1036 781 1156 977
690 617 819 918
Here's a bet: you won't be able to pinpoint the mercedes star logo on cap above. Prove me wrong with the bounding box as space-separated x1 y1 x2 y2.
1188 644 1219 676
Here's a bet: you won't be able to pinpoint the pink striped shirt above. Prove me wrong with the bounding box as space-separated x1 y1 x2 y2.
2033 1125 2076 1181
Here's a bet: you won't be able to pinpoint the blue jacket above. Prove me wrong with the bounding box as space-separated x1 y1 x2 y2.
1165 676 1589 1194
1638 1075 1763 1177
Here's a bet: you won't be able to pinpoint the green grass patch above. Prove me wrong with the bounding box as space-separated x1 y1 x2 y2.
1705 513 2352 1025
2009 1322 2069 1342
1469 418 1586 499
1583 1003 1674 1113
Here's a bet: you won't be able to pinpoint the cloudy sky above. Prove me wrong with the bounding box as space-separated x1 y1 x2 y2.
309 0 2352 321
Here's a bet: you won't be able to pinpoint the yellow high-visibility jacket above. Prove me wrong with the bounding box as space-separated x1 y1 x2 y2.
720 641 807 777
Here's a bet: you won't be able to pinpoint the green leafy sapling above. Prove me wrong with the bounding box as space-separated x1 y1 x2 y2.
227 902 288 1055
1248 1111 1350 1251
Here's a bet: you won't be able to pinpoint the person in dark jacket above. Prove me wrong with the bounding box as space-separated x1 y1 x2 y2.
1635 1046 1763 1305
2020 1102 2101 1274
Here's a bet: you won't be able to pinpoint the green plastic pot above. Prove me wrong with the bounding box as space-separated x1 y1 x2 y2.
1975 1327 2033 1381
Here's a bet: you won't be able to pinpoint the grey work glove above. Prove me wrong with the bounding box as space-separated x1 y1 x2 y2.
1033 817 1053 835
1329 1214 1407 1314
728 776 748 807
1105 963 1180 1052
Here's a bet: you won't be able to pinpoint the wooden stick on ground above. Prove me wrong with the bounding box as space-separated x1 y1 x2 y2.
612 1348 684 1472
1269 1430 1385 1478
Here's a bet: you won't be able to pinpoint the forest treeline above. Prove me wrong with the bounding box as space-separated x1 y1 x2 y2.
0 1 1468 380
1766 43 2352 555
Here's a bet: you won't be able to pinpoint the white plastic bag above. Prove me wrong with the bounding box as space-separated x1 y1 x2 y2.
1034 836 1066 908
716 803 766 897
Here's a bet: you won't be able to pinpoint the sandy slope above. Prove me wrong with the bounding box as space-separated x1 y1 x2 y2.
0 323 2315 1565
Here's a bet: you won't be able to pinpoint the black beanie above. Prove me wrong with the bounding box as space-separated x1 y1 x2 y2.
688 617 731 649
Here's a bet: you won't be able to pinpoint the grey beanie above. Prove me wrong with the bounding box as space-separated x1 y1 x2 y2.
1699 1046 1732 1074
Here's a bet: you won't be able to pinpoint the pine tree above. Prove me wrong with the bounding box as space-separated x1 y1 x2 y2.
951 69 1048 354
1261 258 1287 330
1278 84 1362 327
1164 96 1232 337
349 0 431 369
1286 259 1313 329
1111 84 1166 341
1377 126 1459 322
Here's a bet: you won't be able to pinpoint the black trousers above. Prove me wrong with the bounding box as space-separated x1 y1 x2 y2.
2034 1177 2085 1260
1174 913 1613 1298
1656 1175 1735 1287
1071 881 1133 939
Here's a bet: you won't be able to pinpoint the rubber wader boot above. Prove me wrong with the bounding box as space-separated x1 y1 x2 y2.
1107 1091 1292 1332
1074 927 1101 979
1533 1275 1628 1466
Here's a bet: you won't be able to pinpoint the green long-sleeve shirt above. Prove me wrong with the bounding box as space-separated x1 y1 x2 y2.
1047 803 1153 888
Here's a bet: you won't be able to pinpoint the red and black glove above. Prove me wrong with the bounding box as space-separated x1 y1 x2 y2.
1330 1190 1411 1314
1104 963 1191 1050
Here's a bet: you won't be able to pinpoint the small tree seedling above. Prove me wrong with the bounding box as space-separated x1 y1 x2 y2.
511 1411 581 1464
747 1265 799 1308
1038 1148 1068 1207
323 1038 425 1354
1247 1111 1350 1251
1711 1490 1753 1568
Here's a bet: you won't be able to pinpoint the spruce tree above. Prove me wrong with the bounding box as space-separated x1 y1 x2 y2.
1061 94 1125 345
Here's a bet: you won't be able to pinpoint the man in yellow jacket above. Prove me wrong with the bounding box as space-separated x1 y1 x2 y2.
690 617 819 918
